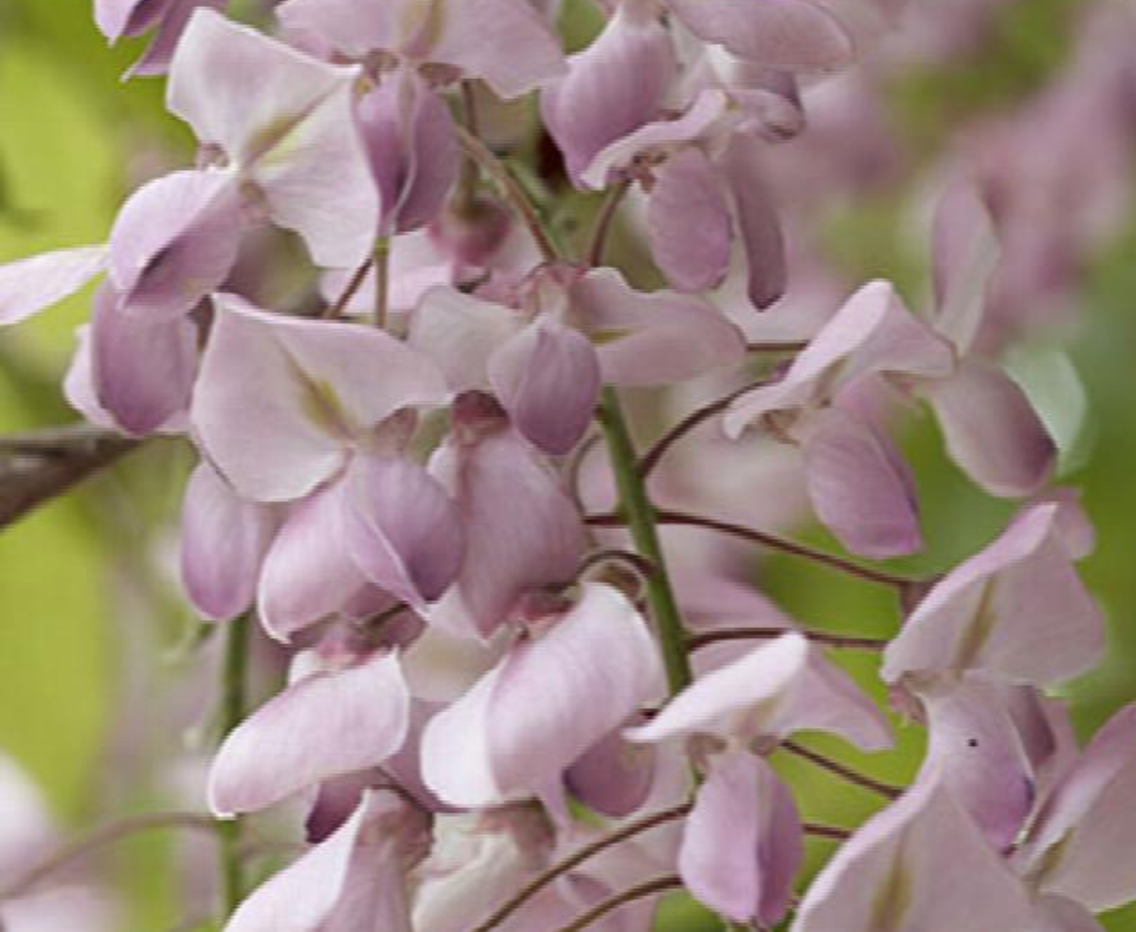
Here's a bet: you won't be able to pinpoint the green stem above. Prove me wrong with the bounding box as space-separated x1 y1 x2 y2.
597 387 693 694
373 237 390 330
217 614 250 917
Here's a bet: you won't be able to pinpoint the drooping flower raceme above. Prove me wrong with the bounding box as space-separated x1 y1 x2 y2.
1 2 1133 932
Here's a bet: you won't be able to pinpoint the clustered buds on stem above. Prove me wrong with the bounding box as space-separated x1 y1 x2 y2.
1 1 1135 931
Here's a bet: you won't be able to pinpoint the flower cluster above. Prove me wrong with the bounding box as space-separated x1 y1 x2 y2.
1 1 1135 931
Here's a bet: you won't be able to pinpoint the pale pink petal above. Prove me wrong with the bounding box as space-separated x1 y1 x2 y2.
923 357 1057 498
1020 703 1136 911
256 484 367 641
422 583 663 808
794 776 1035 932
109 169 242 321
724 280 955 437
0 246 106 327
423 0 568 98
647 148 733 293
180 462 280 621
95 0 162 40
882 503 1103 687
274 0 404 59
680 752 801 925
542 6 675 185
192 294 447 502
428 411 587 638
226 789 424 932
168 9 377 267
627 633 810 745
90 282 197 437
407 287 523 391
920 680 1035 850
1033 896 1107 932
581 89 731 189
569 267 746 385
342 454 464 609
719 133 786 309
668 0 854 71
488 320 601 455
169 8 351 163
931 181 999 355
789 648 893 751
798 406 923 558
208 651 410 816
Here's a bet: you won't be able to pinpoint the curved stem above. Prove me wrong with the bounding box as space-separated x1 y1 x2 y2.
585 509 921 592
217 615 250 916
637 378 773 479
597 388 694 694
550 875 684 932
466 802 693 932
780 740 902 801
1 812 217 899
325 256 372 319
454 124 560 263
687 627 888 653
586 179 631 267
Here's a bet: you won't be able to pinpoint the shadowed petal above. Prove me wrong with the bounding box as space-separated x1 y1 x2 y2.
180 462 280 621
488 320 602 455
923 357 1056 498
681 753 801 926
109 169 243 321
542 6 675 185
647 148 733 293
90 283 197 437
798 406 922 559
342 454 464 609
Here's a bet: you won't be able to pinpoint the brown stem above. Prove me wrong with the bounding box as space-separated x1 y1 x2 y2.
453 124 560 263
586 179 631 267
549 875 684 932
0 424 139 528
466 802 692 932
746 341 808 353
803 822 853 841
780 740 903 801
1 811 217 899
637 378 773 479
324 256 373 319
585 509 921 592
687 627 889 652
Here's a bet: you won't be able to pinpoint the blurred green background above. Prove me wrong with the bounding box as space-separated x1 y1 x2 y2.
1 0 1135 929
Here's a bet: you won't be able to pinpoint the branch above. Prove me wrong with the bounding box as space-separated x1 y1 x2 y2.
467 801 693 932
0 424 139 528
549 875 684 932
453 124 560 263
780 740 903 801
0 811 216 900
586 509 922 592
637 378 773 479
687 627 889 653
